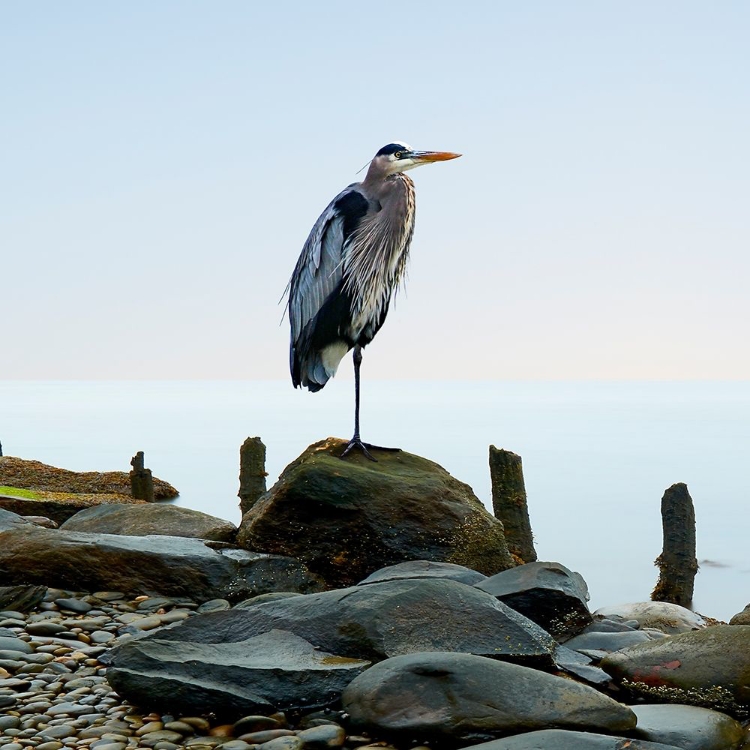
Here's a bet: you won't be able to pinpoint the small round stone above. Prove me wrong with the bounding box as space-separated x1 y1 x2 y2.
55 599 92 614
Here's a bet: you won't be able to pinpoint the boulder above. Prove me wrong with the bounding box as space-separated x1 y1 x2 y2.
0 511 323 601
109 578 558 667
0 492 146 525
630 704 745 750
600 625 750 716
564 629 656 658
237 438 514 588
107 629 369 719
593 602 706 634
475 561 592 639
0 585 47 613
60 503 237 543
358 560 487 586
729 604 750 625
342 652 637 744
553 645 613 688
457 731 682 750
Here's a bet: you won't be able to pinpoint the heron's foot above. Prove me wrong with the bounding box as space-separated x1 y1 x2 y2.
340 438 401 462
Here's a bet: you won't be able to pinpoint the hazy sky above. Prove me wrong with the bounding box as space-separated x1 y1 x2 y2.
3 2 749 380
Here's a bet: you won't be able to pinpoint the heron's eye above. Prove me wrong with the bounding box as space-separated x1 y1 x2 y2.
394 151 404 159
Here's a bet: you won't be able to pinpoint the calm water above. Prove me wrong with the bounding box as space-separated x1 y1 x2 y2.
2 380 749 621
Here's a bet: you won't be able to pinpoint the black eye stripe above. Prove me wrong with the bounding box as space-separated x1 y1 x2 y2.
376 143 409 157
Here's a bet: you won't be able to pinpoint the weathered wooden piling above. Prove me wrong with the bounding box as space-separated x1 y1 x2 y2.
129 451 154 502
239 436 267 516
652 482 698 607
489 446 537 564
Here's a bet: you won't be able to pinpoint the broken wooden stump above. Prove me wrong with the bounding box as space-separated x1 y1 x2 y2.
129 451 154 502
239 436 267 516
489 446 536 564
652 482 698 607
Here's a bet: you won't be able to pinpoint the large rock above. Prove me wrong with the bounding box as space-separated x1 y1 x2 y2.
729 604 750 625
107 629 369 719
358 560 487 586
0 494 146 526
342 651 637 744
593 602 707 634
475 561 592 640
237 438 514 588
109 578 558 667
60 503 237 543
601 625 750 716
458 731 682 750
0 510 323 601
630 704 745 750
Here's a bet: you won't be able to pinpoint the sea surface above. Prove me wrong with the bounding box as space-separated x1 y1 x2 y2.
2 380 748 622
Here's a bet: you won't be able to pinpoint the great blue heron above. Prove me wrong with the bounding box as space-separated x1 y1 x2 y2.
285 142 461 460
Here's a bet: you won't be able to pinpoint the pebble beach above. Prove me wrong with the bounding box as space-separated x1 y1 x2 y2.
0 589 353 750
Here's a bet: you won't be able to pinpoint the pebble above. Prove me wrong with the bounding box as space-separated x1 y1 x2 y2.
55 598 93 613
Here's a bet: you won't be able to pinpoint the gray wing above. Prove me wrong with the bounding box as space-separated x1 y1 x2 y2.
285 185 370 389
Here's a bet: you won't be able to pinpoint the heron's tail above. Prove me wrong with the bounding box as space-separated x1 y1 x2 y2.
291 340 350 392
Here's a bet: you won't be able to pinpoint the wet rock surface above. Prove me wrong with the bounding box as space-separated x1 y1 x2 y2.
107 629 370 718
237 438 514 588
108 578 558 668
474 561 592 639
342 651 637 743
357 560 487 586
601 624 750 716
593 602 707 635
60 503 238 543
630 704 746 750
458 730 684 749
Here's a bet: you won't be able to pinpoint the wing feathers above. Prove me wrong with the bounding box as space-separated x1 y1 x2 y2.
287 187 369 390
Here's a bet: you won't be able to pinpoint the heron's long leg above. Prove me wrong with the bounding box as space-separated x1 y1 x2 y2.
341 346 400 461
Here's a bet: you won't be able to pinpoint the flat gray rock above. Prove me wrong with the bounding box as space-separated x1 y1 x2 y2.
564 629 655 655
107 629 369 718
111 578 558 667
0 519 324 601
342 652 636 744
359 560 487 586
475 561 592 639
61 503 238 543
458 730 682 749
593 602 706 634
631 704 745 750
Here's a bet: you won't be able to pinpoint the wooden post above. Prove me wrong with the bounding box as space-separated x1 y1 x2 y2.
489 446 536 564
239 437 267 516
129 451 154 502
652 482 698 607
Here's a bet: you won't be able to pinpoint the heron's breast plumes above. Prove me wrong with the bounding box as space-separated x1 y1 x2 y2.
342 175 416 341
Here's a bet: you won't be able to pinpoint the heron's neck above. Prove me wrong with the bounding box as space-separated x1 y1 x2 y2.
362 171 413 204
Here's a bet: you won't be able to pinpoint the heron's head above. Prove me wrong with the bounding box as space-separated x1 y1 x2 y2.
370 142 461 176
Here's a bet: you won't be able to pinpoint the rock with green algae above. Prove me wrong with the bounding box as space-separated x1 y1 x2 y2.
237 438 514 588
600 625 750 718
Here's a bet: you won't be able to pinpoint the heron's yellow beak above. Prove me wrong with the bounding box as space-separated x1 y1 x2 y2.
411 151 462 163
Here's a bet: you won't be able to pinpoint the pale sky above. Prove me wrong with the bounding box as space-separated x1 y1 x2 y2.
2 2 749 380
